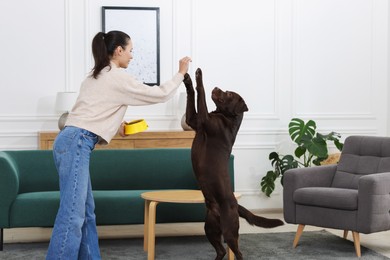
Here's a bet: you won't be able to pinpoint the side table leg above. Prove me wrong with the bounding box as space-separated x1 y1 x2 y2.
147 201 159 260
227 246 235 260
144 200 151 251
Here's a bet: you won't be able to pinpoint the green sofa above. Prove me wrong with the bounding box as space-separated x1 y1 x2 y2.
0 148 235 250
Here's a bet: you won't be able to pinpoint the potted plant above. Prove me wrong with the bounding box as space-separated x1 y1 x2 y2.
260 118 344 197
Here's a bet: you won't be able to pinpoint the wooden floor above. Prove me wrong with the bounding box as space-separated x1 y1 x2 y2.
4 210 390 257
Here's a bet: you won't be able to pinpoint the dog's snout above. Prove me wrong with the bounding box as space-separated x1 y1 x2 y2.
212 87 222 94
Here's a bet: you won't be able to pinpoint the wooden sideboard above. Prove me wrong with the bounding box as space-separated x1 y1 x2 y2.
38 131 195 150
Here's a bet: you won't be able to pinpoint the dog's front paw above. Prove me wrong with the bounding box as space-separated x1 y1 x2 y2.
183 73 194 94
183 73 191 85
195 68 204 93
195 68 202 80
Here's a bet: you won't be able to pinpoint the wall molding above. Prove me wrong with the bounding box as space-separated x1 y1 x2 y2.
294 113 377 120
0 145 38 151
0 115 58 122
0 131 38 137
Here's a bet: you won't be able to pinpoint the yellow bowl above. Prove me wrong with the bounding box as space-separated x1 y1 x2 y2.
124 119 148 135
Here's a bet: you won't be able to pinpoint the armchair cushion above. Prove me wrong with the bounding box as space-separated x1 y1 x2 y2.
283 164 337 223
332 136 390 189
294 187 358 210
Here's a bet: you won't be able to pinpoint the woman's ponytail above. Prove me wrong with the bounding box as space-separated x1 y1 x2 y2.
91 31 130 79
91 32 109 79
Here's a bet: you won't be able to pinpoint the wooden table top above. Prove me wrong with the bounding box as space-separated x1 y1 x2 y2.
141 189 241 203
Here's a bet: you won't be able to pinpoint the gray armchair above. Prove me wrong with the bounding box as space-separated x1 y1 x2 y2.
283 135 390 257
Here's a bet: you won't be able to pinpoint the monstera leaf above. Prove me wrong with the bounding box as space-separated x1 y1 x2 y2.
269 152 298 178
288 118 316 145
289 119 330 163
304 134 328 158
261 153 299 196
318 132 344 151
261 171 277 197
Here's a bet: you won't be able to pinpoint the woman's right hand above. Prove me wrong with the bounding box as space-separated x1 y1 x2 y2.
178 56 192 75
118 121 126 137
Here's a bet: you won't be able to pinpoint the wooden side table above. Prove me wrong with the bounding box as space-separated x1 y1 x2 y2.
141 190 241 260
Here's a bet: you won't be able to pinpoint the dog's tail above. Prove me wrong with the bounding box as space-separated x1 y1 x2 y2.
238 204 284 228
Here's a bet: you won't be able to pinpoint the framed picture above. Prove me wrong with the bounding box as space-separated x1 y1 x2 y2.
102 6 160 86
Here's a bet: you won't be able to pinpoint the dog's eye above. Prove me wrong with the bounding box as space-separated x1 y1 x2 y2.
227 92 233 97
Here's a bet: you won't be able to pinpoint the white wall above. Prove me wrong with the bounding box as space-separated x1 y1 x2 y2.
0 0 388 209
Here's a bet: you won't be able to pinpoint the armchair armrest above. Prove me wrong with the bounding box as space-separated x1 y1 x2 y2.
357 172 390 233
0 152 19 228
283 165 337 223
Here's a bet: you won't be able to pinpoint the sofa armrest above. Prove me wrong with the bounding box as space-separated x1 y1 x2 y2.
357 172 390 233
283 165 337 223
0 152 19 228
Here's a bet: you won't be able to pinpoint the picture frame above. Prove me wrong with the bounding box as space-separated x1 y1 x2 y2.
102 6 160 86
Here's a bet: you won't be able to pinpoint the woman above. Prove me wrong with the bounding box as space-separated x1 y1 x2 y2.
46 30 191 260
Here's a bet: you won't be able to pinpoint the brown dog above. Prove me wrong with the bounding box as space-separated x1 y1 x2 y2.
183 68 284 260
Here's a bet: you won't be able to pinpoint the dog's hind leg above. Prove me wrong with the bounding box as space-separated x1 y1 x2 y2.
223 234 242 260
221 204 243 260
204 210 226 260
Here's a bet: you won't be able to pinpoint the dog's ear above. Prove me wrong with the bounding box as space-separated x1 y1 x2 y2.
235 99 248 114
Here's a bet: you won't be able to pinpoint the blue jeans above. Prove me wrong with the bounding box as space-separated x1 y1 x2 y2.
46 126 101 260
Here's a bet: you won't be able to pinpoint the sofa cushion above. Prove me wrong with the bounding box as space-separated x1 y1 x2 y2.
5 151 58 193
293 187 358 210
9 190 207 228
93 190 147 225
89 149 200 190
10 191 59 227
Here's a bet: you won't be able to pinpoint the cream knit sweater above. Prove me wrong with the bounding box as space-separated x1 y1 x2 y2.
65 63 184 144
